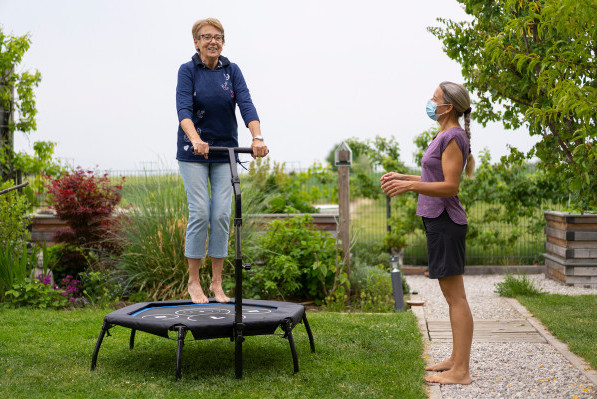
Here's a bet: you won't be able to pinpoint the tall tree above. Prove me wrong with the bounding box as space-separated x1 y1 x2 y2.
0 28 42 181
429 0 597 210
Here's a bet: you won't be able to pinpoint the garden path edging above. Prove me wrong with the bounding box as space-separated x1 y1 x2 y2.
505 297 597 386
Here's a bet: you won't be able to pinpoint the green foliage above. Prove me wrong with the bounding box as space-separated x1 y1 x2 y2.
118 170 272 301
333 136 422 254
411 125 567 255
248 255 302 299
494 273 543 297
351 241 390 270
460 148 567 250
344 136 407 200
4 277 69 308
0 28 42 180
14 141 65 205
429 0 597 210
0 242 35 300
350 243 409 312
0 181 30 248
117 174 189 300
79 270 124 305
412 126 436 165
127 290 149 302
248 215 348 304
47 244 96 282
246 157 335 212
355 265 395 313
385 193 420 251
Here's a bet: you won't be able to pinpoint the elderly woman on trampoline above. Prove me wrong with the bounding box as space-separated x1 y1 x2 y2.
381 82 475 385
176 17 268 304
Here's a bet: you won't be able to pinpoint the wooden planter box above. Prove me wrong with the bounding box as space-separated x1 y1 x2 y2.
28 212 68 245
544 211 597 288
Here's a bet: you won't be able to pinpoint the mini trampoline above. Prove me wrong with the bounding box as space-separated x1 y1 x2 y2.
90 147 315 379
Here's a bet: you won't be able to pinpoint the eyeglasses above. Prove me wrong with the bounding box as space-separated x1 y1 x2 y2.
198 34 224 43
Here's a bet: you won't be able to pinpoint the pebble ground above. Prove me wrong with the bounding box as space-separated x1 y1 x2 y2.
406 274 597 399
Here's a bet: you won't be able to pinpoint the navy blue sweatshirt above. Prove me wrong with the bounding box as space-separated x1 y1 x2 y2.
176 53 259 163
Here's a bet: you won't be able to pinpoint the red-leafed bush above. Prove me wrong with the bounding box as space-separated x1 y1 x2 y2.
44 168 124 252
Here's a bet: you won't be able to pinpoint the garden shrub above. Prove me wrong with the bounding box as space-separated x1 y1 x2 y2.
247 215 348 304
4 276 70 308
79 270 125 305
44 168 124 274
246 157 334 213
3 271 87 309
45 168 123 248
356 265 395 313
46 243 96 282
350 243 410 312
351 242 390 275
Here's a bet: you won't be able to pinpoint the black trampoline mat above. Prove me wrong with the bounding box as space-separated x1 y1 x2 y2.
104 299 306 339
132 303 275 322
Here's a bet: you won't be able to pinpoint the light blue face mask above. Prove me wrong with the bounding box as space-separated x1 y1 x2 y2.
426 100 449 121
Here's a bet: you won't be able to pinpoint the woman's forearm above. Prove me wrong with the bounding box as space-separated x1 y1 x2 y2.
248 120 261 138
180 118 202 143
407 180 459 197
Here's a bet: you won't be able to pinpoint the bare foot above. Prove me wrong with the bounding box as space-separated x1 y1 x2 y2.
425 359 454 372
188 280 208 304
209 282 230 303
425 369 472 385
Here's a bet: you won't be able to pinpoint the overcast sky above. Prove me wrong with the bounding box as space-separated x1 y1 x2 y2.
1 0 539 171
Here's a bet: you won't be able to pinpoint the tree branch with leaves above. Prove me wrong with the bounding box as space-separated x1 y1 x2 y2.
429 0 597 210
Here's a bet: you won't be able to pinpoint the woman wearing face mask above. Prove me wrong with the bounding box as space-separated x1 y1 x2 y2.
380 81 475 385
176 18 268 304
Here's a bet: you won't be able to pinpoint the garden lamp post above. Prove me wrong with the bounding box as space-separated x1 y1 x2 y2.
390 255 405 311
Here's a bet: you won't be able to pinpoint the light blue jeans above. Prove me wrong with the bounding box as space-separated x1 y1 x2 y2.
178 161 232 259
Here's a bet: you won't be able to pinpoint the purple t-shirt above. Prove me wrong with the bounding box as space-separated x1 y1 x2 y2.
416 127 469 225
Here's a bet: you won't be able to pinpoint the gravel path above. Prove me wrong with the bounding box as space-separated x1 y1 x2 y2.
406 274 597 399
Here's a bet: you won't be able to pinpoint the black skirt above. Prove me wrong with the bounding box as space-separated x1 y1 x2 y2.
422 209 467 279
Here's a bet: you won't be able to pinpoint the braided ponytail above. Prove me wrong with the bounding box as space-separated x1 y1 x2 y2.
439 81 475 178
463 112 475 178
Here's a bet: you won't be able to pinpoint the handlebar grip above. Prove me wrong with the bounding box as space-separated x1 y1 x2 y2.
208 147 254 154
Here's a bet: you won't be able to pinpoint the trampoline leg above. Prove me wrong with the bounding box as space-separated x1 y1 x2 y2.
302 313 316 353
91 321 110 371
283 320 299 374
175 327 187 380
129 329 136 350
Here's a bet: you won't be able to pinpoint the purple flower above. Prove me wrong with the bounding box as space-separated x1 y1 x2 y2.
37 274 53 285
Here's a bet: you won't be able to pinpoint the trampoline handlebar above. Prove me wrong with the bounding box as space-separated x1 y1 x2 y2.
208 146 254 155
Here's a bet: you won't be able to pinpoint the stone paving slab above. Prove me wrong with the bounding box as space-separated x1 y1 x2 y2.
427 320 546 343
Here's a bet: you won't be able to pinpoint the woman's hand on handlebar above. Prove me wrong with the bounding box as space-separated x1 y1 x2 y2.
251 139 269 158
192 140 209 159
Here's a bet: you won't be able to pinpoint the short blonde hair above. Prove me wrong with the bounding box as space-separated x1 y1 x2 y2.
192 18 225 42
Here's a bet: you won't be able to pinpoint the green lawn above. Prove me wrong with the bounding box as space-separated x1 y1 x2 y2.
0 308 426 399
517 294 597 369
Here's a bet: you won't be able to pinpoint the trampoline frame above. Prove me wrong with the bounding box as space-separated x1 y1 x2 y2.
90 147 315 379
